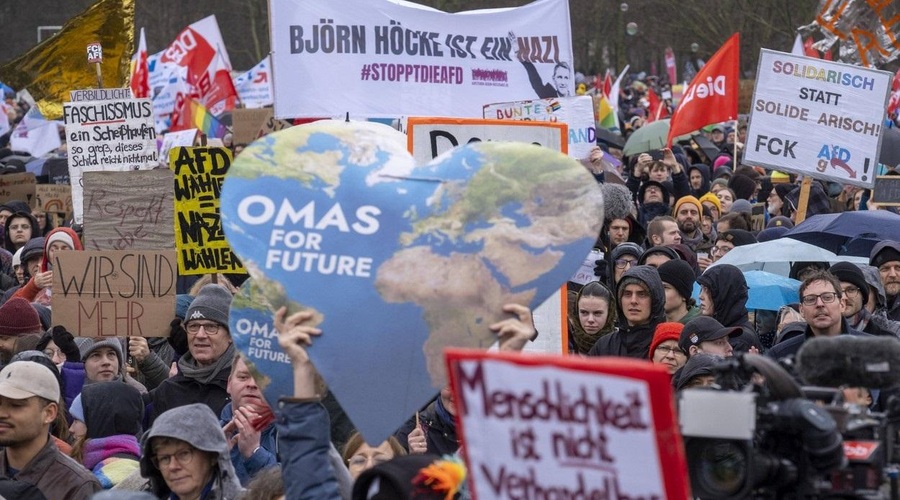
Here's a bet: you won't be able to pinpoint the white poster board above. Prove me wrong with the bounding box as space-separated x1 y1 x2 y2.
483 95 596 159
269 0 573 118
744 49 892 188
63 98 159 223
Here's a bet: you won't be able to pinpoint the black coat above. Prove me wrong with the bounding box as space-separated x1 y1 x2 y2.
697 264 762 352
145 366 231 427
589 265 666 359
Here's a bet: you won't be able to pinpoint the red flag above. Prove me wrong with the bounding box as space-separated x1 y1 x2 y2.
602 70 612 98
666 33 739 146
888 67 900 116
646 88 669 122
129 27 150 98
803 37 821 59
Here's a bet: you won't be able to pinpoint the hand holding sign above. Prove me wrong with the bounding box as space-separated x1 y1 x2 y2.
222 119 603 443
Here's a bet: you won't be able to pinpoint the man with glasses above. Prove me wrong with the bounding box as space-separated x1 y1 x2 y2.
768 270 868 360
147 284 236 425
709 229 756 263
606 242 643 290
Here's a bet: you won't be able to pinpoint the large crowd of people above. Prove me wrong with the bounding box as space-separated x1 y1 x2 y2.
1 52 900 499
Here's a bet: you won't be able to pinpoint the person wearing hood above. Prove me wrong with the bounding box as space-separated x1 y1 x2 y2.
673 354 725 390
830 262 900 338
141 403 243 500
70 382 143 489
638 245 679 268
13 227 82 306
627 149 690 227
697 264 762 353
687 164 711 199
146 285 236 426
871 241 900 322
606 242 643 290
2 211 40 254
588 265 666 358
785 181 831 222
568 281 618 354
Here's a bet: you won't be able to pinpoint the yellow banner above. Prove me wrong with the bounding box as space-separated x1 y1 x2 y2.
169 146 245 275
0 0 135 119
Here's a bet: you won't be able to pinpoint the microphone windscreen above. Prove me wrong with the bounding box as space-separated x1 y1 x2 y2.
797 336 900 389
601 183 634 222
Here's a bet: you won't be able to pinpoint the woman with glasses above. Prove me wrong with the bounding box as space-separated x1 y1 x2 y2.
141 403 243 499
341 432 407 480
648 322 686 375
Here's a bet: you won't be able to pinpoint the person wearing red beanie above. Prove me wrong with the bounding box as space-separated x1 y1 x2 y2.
648 322 685 374
0 297 43 363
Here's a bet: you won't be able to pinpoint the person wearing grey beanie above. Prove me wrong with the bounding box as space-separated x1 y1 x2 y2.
146 285 236 426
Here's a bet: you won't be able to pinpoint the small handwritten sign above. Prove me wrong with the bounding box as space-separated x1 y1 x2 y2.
446 349 690 500
83 170 175 250
0 173 37 206
52 250 177 337
33 184 73 216
873 175 900 206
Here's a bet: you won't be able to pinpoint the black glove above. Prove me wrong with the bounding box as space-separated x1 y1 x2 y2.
167 319 189 357
592 259 610 283
51 325 81 362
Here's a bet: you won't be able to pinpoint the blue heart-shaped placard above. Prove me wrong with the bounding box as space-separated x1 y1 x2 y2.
221 120 603 443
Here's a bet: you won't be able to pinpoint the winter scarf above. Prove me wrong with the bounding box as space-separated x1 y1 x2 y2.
83 435 141 489
177 343 236 385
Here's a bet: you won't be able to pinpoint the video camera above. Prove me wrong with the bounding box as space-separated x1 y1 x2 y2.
679 336 900 499
678 353 845 499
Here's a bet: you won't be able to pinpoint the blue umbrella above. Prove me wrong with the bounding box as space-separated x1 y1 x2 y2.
784 210 900 257
692 270 799 311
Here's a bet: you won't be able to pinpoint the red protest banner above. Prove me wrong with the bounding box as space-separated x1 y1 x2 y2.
667 33 740 146
446 349 690 500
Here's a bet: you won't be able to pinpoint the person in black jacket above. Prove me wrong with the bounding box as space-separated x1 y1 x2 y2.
696 264 762 353
588 265 666 358
145 284 235 426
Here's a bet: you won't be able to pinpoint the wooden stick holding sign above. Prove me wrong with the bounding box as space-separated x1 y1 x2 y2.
86 42 103 88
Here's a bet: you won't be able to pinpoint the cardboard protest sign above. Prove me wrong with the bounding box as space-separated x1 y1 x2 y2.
63 97 159 223
744 50 892 189
0 173 36 206
221 119 603 443
269 0 573 118
232 108 272 146
406 117 567 166
52 250 177 337
446 350 690 500
170 147 244 275
256 113 291 139
483 95 596 159
159 129 198 165
82 170 175 250
407 117 570 356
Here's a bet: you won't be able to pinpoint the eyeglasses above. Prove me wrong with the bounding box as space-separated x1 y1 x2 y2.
842 286 860 297
8 224 30 231
43 348 63 359
348 454 391 469
184 321 223 335
710 246 732 257
800 292 839 307
615 258 637 269
654 345 686 357
152 448 194 469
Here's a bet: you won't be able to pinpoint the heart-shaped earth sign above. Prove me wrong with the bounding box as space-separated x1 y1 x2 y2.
221 120 603 443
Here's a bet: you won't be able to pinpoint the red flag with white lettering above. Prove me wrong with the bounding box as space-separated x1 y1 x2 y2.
666 33 739 146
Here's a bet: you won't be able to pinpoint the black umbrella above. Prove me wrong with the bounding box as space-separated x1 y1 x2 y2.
595 127 625 150
784 210 900 257
691 135 720 163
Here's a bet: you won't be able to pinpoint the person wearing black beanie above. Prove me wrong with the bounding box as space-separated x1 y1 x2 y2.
728 173 757 201
657 260 701 324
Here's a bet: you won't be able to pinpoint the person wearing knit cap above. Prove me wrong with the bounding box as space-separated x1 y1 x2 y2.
728 173 758 201
698 192 722 221
657 260 701 324
756 226 789 243
711 229 757 263
770 170 791 184
766 215 794 229
11 246 23 285
870 241 900 321
767 184 794 217
673 195 711 254
0 297 42 363
784 182 831 222
672 353 726 390
12 227 82 307
648 322 686 374
146 284 236 426
828 261 896 337
730 199 753 216
639 245 680 268
82 339 125 383
697 265 762 353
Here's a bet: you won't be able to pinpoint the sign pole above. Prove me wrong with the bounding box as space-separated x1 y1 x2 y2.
86 42 103 88
794 177 812 224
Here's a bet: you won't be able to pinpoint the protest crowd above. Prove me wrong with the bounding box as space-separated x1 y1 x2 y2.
2 0 900 499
